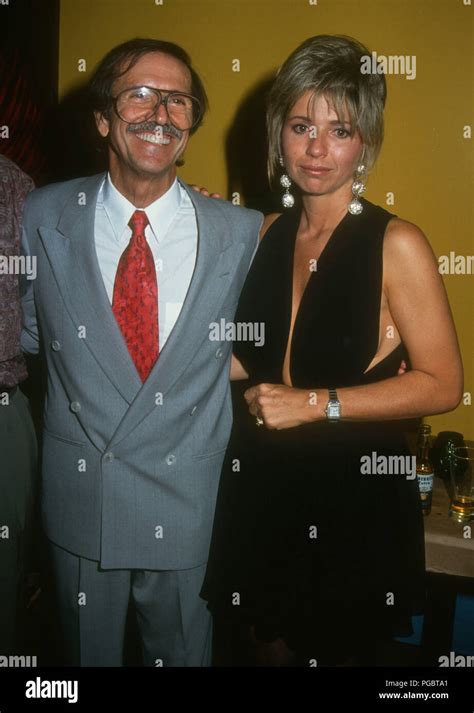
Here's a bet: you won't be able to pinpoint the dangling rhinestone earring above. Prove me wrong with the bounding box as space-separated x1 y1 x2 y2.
279 157 295 209
348 164 366 215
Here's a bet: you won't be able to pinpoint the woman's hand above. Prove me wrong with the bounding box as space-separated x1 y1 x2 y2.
244 362 408 428
189 185 222 199
244 383 319 429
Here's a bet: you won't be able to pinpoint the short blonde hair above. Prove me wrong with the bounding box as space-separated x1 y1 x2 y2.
267 35 386 181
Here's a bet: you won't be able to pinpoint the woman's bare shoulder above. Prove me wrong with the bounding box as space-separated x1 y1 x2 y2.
384 216 436 261
383 216 439 284
385 216 431 246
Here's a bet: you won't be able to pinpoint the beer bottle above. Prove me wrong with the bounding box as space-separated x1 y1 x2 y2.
430 431 465 481
416 424 434 516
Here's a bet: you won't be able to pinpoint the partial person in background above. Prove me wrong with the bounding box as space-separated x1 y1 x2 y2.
0 153 38 652
201 35 463 666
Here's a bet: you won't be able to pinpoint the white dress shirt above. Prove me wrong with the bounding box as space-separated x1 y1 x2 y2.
94 173 197 350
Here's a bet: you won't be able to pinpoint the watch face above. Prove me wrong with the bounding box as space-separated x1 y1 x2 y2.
326 401 341 418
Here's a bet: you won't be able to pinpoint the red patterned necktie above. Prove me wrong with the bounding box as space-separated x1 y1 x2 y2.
112 210 159 382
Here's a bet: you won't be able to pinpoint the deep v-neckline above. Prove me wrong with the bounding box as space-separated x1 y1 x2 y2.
282 209 353 386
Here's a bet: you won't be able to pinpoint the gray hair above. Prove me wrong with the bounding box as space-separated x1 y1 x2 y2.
267 35 386 181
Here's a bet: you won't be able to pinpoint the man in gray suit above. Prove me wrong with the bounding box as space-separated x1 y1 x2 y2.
21 38 262 666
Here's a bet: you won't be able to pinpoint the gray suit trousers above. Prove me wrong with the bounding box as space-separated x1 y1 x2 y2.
50 542 212 667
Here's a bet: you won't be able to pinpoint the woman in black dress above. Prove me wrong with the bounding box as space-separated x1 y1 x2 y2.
201 35 463 666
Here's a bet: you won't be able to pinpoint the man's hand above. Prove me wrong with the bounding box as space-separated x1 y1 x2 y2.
189 185 222 199
398 359 408 375
244 383 318 430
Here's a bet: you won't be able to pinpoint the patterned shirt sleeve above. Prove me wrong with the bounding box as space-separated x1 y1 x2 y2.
0 154 35 387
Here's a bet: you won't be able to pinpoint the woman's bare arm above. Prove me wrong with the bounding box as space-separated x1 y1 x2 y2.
330 218 463 419
230 355 249 381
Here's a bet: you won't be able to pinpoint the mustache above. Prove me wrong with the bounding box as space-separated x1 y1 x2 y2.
126 121 182 139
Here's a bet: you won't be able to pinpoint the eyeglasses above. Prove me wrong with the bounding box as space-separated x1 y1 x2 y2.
112 86 202 131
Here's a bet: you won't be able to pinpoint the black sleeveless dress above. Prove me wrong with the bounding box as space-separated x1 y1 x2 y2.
201 199 426 663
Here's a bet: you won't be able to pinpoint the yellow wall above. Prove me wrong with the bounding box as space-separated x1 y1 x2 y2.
59 0 473 436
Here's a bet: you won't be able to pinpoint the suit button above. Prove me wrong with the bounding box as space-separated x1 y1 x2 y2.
103 452 114 463
166 454 176 466
51 340 61 351
215 348 224 358
70 401 81 413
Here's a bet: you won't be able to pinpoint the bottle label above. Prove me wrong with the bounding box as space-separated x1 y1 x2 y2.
417 474 434 493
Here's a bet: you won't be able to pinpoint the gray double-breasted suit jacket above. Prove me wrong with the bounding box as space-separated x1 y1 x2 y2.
21 172 262 571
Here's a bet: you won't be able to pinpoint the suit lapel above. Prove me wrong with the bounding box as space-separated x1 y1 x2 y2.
109 182 244 447
38 173 142 404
